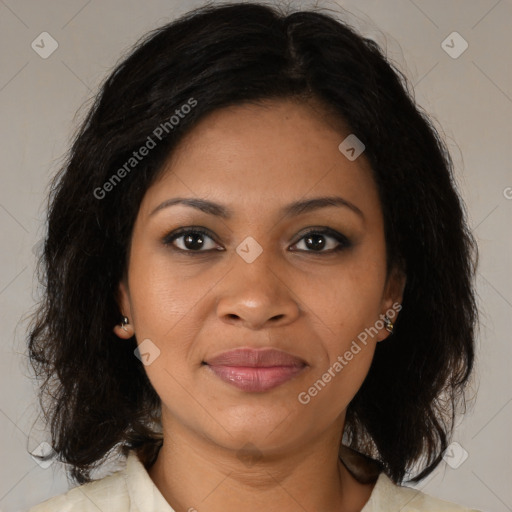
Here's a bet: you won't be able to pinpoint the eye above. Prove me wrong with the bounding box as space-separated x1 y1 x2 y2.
290 228 351 253
162 226 351 254
162 227 223 253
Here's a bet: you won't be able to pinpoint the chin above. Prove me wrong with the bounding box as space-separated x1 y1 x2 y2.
200 404 305 451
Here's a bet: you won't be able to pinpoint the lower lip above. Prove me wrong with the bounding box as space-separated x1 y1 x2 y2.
206 365 306 392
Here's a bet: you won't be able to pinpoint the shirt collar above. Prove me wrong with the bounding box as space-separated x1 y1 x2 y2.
123 450 176 512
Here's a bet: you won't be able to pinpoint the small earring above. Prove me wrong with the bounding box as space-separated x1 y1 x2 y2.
384 315 394 334
121 316 130 332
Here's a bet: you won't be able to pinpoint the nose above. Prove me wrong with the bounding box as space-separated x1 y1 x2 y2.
216 248 301 330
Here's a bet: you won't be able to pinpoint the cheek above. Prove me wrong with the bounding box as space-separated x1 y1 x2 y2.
298 334 376 424
313 257 386 340
299 250 385 402
128 246 202 333
126 250 210 387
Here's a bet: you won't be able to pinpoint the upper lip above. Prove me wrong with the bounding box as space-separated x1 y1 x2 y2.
204 348 307 368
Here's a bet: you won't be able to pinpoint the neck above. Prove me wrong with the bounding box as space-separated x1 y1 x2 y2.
146 415 376 512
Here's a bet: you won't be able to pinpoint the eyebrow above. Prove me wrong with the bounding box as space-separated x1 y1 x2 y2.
150 195 365 222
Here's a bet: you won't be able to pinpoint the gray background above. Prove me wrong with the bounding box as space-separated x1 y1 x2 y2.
1 1 511 511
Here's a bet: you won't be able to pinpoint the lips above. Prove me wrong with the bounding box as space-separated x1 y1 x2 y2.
204 348 307 392
205 348 306 367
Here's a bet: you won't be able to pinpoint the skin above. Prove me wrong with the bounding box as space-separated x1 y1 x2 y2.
114 98 406 512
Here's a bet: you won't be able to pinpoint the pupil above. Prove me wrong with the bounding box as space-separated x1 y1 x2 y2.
306 234 325 250
185 233 204 250
182 233 328 251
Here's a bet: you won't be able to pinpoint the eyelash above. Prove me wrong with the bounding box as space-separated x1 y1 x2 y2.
162 226 351 255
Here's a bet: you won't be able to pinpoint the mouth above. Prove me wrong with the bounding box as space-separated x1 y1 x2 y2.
203 348 307 392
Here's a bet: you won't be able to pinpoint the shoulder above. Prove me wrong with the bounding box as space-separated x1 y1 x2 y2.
28 458 131 512
364 472 483 512
339 446 482 512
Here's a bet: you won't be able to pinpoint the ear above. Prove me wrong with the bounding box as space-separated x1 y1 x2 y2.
113 279 134 339
376 266 406 342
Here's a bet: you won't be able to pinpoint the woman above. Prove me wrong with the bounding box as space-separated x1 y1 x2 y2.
27 2 481 511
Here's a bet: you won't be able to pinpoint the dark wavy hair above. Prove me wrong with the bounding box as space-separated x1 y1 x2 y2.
27 1 479 486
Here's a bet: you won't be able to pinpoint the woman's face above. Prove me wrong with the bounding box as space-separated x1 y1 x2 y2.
116 98 405 455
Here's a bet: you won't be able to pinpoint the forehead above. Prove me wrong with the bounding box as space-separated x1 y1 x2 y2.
140 98 380 222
